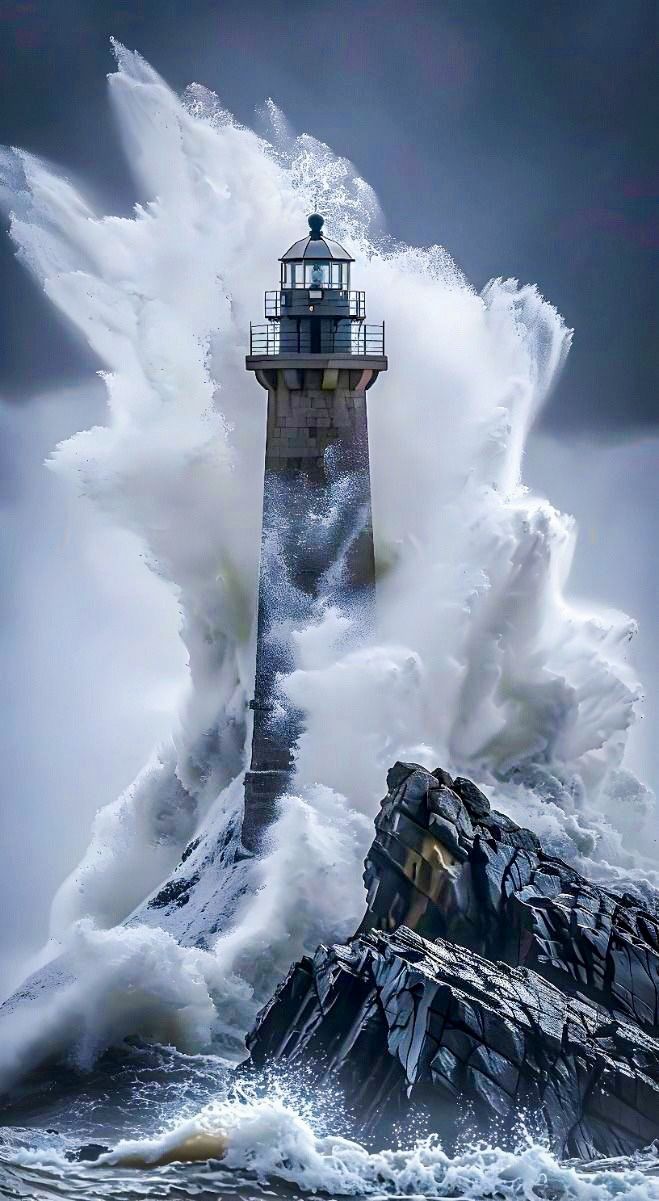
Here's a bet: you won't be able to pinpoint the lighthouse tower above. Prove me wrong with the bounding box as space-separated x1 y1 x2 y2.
243 214 387 851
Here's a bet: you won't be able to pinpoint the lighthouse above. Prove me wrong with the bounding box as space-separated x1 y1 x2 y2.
243 214 387 851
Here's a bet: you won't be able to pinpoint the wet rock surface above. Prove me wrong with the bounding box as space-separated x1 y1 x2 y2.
248 926 659 1159
247 762 659 1158
360 763 659 1031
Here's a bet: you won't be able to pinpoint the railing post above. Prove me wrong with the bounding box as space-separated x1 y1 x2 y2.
382 319 385 354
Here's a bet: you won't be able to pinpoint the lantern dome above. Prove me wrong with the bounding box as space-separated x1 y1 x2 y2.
280 214 354 263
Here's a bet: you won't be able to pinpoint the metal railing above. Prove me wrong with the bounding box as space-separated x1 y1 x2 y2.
265 290 366 319
265 291 281 318
348 291 366 319
249 321 385 357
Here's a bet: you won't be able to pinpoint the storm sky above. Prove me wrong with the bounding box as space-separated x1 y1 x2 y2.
0 0 656 435
0 1 656 988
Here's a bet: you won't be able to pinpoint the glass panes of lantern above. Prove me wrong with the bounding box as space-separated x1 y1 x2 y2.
305 262 330 288
281 261 350 289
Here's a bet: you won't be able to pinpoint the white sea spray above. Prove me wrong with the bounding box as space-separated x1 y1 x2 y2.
0 42 655 1090
7 1094 658 1200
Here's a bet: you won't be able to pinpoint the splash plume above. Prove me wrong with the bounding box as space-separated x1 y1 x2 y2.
0 43 653 1084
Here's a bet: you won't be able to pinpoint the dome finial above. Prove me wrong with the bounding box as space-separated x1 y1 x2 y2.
308 213 324 240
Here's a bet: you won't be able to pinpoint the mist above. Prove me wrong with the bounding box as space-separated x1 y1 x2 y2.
0 385 186 995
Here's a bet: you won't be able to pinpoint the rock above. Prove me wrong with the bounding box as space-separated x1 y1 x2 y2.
452 775 491 819
148 873 200 909
246 761 659 1159
359 763 659 1031
65 1143 109 1163
247 926 659 1159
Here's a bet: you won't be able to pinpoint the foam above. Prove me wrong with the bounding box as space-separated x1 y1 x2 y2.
0 921 220 1092
93 1096 659 1198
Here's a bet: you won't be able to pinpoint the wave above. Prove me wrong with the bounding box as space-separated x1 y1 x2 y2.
4 1093 659 1199
0 41 655 1087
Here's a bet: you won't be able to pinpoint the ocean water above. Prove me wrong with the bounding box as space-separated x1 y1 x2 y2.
0 41 657 1201
2 1045 659 1200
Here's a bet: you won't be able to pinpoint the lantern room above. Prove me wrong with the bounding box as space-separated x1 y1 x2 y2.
280 214 353 291
248 213 386 361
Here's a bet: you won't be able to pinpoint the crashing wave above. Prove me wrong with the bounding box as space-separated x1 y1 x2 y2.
0 43 654 1084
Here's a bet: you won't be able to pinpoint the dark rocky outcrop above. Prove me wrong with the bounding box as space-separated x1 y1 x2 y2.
65 1143 109 1163
359 763 659 1031
247 762 659 1159
248 926 659 1159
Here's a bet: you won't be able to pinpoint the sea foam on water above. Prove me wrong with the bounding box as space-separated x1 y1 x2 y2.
5 1095 659 1199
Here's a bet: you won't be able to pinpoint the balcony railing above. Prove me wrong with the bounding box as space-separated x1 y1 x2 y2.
265 292 281 318
265 290 366 319
249 321 385 357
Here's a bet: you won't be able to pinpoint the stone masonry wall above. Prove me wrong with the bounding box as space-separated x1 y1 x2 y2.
265 367 370 480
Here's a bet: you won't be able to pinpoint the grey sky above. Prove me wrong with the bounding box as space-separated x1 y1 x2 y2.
0 0 656 434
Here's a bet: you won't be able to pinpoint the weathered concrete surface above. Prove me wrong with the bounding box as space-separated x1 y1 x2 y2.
247 926 659 1159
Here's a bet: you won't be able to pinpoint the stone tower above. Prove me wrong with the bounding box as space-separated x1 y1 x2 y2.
243 214 387 851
